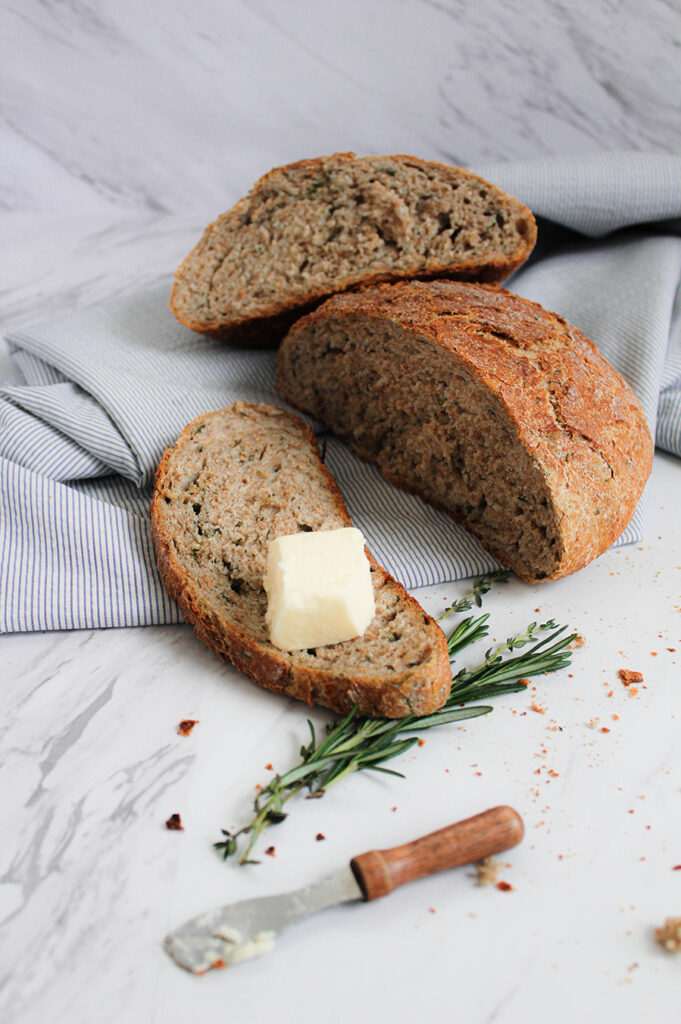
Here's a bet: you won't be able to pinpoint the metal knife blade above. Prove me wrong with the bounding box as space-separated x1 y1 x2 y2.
164 805 524 974
164 865 362 974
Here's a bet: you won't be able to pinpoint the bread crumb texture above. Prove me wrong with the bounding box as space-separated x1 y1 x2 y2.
170 153 536 342
474 856 502 886
276 279 653 583
618 668 644 686
655 917 681 952
150 402 451 718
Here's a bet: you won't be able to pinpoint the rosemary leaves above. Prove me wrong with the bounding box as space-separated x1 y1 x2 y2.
215 572 577 864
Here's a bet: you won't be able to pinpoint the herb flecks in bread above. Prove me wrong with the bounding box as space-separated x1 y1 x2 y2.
170 153 536 343
275 279 653 583
150 402 451 718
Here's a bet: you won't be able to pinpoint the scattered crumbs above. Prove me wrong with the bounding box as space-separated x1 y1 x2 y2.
673 865 681 871
265 846 276 857
601 727 611 734
391 806 398 812
668 648 677 653
619 669 644 686
496 881 513 892
315 833 326 841
531 701 546 714
475 771 483 776
165 813 184 831
264 763 274 771
587 718 600 729
570 635 586 648
418 738 425 747
655 918 681 952
428 907 437 914
651 651 658 657
612 713 619 721
474 856 501 887
177 719 199 736
627 962 639 972
629 687 640 697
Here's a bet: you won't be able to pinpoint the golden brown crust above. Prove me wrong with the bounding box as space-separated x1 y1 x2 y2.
149 402 451 717
277 281 653 583
170 153 536 345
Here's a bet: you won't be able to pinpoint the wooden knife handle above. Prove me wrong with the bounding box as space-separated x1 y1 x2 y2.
350 805 524 901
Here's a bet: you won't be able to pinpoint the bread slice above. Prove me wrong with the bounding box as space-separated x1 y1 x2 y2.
170 153 536 344
275 280 653 583
150 402 451 718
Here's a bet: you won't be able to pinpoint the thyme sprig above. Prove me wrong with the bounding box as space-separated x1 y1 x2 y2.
215 572 576 864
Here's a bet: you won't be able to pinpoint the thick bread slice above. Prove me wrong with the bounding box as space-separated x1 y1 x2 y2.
170 153 536 344
150 402 451 718
276 280 653 583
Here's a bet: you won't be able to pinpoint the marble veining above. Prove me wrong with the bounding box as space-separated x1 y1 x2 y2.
2 2 681 1022
2 0 679 217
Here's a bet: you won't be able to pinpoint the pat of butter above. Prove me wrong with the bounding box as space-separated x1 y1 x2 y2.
264 528 375 651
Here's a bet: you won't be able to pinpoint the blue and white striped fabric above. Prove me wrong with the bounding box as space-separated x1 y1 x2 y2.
2 153 680 632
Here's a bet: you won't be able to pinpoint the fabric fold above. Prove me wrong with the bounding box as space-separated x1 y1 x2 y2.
2 153 680 633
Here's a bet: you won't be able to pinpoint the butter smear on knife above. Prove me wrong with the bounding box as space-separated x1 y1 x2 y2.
264 527 375 651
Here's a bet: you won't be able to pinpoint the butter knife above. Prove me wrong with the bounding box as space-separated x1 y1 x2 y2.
164 805 523 973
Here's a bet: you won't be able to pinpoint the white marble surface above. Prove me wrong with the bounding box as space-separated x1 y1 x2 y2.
2 2 681 1022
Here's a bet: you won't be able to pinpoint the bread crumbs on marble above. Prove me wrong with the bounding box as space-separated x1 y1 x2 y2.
655 917 681 951
618 669 644 686
177 719 198 736
474 856 501 886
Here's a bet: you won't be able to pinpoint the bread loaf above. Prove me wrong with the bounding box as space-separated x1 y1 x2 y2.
275 280 653 583
150 402 451 717
170 153 536 344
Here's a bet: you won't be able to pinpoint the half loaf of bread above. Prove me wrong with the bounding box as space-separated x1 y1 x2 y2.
170 153 536 344
150 402 451 717
276 280 653 583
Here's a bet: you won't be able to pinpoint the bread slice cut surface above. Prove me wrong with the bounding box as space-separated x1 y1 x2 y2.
170 153 536 343
275 280 653 583
150 401 451 718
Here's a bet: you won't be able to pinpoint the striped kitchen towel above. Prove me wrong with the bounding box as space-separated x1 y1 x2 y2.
1 152 680 632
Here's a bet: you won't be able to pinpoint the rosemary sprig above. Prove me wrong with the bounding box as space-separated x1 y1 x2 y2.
437 568 511 623
215 572 576 864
